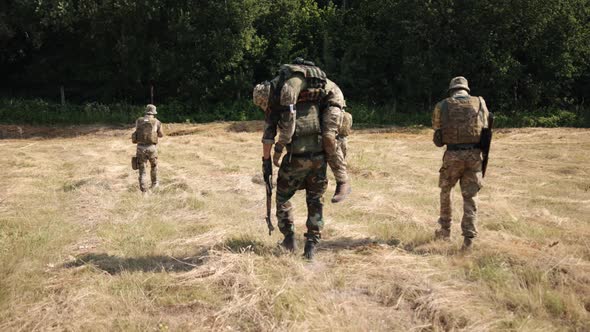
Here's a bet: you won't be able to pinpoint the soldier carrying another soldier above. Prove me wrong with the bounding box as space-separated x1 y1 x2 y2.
132 104 164 193
432 76 493 251
257 58 352 204
254 59 351 259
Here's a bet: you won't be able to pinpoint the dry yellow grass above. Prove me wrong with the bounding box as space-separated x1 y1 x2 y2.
1 122 589 331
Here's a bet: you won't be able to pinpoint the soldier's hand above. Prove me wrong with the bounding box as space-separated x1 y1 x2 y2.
273 144 284 167
262 157 272 182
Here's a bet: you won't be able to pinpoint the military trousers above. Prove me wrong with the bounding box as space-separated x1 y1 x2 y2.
276 154 328 242
438 149 483 238
322 106 349 183
136 144 159 192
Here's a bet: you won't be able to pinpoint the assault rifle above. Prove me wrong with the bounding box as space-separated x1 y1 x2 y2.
481 112 494 177
263 159 275 235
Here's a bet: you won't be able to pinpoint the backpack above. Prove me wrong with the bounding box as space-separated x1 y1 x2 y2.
275 64 328 102
135 117 159 145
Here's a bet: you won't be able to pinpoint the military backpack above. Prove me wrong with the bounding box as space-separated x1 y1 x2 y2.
440 96 485 145
135 117 159 145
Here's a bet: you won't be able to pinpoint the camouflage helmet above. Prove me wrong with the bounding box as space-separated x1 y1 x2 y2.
448 76 470 93
145 104 157 115
253 81 271 111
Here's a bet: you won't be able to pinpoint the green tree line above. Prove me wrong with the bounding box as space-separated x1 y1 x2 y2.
1 0 589 124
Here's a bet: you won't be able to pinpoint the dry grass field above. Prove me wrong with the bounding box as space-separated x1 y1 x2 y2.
1 122 589 331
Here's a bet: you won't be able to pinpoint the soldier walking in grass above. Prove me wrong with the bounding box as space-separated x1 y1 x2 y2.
432 77 492 250
254 59 340 259
132 104 164 192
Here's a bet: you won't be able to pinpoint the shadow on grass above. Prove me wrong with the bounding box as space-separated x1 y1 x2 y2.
64 250 208 274
219 235 448 258
318 237 389 251
317 235 466 257
221 236 278 256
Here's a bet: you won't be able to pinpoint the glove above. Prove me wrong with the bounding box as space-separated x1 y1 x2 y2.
262 157 272 185
273 144 284 167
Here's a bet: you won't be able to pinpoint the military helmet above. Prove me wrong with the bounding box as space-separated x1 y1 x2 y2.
253 81 271 111
145 104 157 115
448 76 470 93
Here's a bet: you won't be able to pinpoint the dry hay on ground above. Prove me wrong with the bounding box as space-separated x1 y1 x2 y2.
1 122 589 331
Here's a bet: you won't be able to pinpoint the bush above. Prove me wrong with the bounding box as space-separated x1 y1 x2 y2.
0 99 264 125
0 98 587 128
493 109 587 128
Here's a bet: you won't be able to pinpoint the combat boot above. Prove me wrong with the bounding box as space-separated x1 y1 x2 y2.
303 240 317 260
281 233 296 252
150 182 159 190
434 227 451 241
331 182 351 203
461 237 473 252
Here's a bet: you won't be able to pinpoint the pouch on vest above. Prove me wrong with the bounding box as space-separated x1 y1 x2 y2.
297 88 327 103
441 96 483 145
339 111 353 137
136 118 158 144
290 102 323 154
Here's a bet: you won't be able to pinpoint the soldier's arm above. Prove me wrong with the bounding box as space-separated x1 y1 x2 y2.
432 102 442 130
262 109 280 158
432 102 444 147
157 120 164 137
479 97 490 129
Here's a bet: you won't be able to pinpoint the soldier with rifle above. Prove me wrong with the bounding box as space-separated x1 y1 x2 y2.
432 76 493 251
253 60 333 260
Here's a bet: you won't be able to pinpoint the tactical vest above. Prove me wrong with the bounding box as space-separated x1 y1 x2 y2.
441 96 484 145
277 64 327 102
289 101 323 154
136 117 159 145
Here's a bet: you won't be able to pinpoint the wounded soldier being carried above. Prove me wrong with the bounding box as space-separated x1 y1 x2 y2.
254 57 352 203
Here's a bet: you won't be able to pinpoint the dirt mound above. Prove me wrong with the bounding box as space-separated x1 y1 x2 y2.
0 124 130 139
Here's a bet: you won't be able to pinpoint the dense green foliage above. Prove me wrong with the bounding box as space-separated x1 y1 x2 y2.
1 0 589 124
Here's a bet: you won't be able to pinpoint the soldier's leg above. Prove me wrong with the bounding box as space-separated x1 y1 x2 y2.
436 152 463 238
303 158 328 259
148 146 159 188
136 148 148 192
304 158 328 242
275 157 307 236
322 106 350 203
459 154 483 242
338 136 348 159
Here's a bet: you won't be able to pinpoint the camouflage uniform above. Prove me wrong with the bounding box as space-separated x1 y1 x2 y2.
254 68 351 203
276 154 328 242
432 77 489 245
321 79 350 185
133 105 164 192
262 100 328 251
